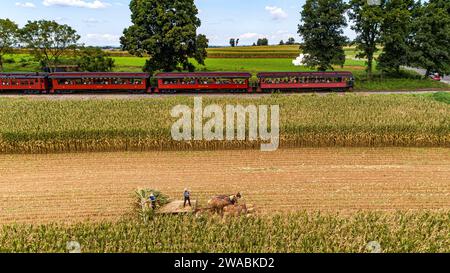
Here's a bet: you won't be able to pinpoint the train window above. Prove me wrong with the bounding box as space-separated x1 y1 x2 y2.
198 78 212 85
163 79 178 85
181 78 195 85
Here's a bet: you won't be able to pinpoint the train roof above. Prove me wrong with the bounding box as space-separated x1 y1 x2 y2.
257 71 354 78
48 72 150 79
0 73 47 79
155 72 252 79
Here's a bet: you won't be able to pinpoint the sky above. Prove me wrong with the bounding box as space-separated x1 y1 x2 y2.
1 0 356 46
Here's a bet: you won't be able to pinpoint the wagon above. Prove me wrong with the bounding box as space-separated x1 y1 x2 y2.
48 72 151 94
0 73 48 94
157 200 199 215
154 72 253 93
257 71 354 92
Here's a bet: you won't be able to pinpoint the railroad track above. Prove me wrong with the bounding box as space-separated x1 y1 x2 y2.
0 90 449 100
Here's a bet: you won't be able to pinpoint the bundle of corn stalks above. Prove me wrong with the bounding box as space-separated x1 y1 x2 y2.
133 189 169 222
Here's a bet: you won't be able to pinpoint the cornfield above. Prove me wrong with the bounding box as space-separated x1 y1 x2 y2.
0 94 449 154
0 211 448 253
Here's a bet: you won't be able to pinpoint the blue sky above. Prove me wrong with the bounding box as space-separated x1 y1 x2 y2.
2 0 355 46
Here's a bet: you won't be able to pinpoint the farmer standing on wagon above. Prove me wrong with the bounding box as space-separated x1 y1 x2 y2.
183 188 191 207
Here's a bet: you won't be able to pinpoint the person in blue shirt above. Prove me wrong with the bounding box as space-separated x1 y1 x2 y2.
183 188 191 208
149 193 156 209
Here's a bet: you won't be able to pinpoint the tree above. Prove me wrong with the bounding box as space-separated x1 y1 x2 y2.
194 34 208 67
20 20 80 71
0 19 19 71
120 0 208 73
230 38 236 47
279 40 285 45
286 37 296 45
236 39 240 46
256 38 269 46
348 0 384 79
298 0 348 71
377 0 415 74
76 47 115 72
407 0 450 77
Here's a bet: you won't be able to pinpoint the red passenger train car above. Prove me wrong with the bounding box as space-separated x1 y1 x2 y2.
154 72 252 93
48 72 151 94
0 73 48 94
0 71 355 94
257 72 354 92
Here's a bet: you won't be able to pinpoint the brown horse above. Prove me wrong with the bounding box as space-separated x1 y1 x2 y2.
223 203 248 217
207 192 242 215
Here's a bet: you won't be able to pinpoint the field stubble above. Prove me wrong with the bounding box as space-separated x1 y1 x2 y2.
0 148 449 225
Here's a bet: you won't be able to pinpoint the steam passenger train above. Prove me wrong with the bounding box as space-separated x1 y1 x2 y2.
0 71 354 94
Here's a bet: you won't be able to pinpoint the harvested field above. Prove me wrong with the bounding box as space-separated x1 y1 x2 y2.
0 148 449 224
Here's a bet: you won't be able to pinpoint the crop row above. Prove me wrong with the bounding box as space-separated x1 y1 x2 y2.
0 94 449 153
0 211 448 253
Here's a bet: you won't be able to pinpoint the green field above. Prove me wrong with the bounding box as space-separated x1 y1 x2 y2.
1 211 449 253
107 57 449 91
0 93 449 153
207 45 301 58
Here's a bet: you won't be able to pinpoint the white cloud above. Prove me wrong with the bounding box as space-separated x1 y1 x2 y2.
239 33 265 39
265 6 288 20
42 0 109 9
15 2 36 8
86 33 120 43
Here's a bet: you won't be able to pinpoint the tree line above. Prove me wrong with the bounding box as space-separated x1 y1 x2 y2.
298 0 450 78
2 0 448 77
0 19 115 72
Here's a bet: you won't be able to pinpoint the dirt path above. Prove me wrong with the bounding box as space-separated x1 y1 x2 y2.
0 148 449 224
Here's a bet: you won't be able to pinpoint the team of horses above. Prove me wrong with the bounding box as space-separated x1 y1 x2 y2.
207 192 248 216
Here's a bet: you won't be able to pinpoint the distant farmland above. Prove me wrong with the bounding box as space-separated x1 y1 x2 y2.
3 45 448 91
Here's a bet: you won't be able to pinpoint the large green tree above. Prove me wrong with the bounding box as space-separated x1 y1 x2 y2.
20 20 80 71
407 0 450 77
0 19 19 72
348 0 384 79
377 0 416 74
120 0 208 73
298 0 348 71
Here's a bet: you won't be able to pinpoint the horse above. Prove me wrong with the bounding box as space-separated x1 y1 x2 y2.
223 203 248 217
207 192 242 215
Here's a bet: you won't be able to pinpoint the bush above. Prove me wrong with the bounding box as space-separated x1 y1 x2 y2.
3 58 15 64
76 47 115 72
